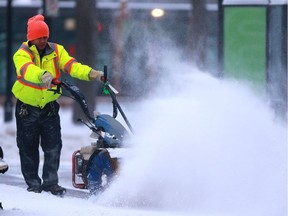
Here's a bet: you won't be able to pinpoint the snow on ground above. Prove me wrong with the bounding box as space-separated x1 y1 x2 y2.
0 63 287 216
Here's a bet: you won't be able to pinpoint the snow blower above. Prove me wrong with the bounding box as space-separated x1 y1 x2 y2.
50 66 133 194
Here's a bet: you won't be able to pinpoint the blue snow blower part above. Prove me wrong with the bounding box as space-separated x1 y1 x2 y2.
95 114 129 148
87 150 114 194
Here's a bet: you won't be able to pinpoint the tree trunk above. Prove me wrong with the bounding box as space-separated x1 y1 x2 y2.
72 0 98 123
186 0 207 70
111 1 128 92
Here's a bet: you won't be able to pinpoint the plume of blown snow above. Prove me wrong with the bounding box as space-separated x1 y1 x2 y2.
91 57 286 216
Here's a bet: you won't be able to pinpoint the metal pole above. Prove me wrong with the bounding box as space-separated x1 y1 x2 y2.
217 0 224 78
4 0 13 122
42 0 53 40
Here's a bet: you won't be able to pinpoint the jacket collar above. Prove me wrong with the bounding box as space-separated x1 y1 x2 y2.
27 41 54 57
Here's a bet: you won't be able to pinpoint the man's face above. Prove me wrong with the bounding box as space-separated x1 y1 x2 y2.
30 36 48 51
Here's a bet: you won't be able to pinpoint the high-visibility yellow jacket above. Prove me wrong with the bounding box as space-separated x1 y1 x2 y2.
12 41 92 108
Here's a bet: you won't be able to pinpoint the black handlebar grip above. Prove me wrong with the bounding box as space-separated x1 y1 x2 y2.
103 65 108 82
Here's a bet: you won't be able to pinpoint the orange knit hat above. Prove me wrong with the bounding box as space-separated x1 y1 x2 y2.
27 14 49 41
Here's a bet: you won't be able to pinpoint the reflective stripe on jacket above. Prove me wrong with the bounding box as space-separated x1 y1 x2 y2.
12 41 92 108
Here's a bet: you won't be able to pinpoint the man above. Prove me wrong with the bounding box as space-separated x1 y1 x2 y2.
0 146 8 210
0 147 8 174
12 14 103 196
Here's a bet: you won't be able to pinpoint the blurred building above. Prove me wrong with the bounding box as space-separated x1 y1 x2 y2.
0 0 219 94
0 0 287 120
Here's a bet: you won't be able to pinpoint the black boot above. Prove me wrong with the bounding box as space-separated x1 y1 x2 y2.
42 184 66 196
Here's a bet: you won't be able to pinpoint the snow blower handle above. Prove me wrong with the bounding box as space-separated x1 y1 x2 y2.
101 66 134 134
102 66 119 94
101 65 108 82
47 78 61 94
50 78 95 122
52 78 61 86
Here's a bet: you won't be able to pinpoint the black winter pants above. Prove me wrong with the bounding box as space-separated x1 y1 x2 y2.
15 100 62 188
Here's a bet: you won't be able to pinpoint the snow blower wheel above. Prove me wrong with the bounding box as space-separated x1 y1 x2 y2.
86 149 118 195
